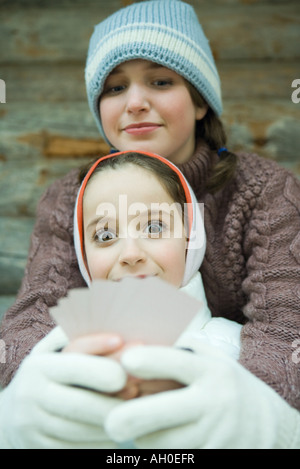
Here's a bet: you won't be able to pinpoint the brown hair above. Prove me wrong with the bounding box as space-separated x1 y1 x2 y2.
79 152 187 210
186 82 238 194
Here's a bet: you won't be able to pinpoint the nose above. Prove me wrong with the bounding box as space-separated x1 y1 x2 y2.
118 238 147 267
125 84 150 114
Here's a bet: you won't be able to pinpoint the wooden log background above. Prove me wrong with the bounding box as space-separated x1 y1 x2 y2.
0 0 299 321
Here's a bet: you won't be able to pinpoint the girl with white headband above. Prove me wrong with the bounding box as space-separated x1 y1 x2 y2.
73 150 242 368
74 151 206 290
1 0 299 449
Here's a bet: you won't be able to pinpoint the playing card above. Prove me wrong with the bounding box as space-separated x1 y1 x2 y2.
50 276 201 346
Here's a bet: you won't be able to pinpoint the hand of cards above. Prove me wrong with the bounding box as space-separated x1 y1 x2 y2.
50 276 201 346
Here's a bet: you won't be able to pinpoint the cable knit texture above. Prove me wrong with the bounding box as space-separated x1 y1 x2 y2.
1 142 299 411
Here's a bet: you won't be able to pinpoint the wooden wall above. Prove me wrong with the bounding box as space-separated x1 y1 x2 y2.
0 0 299 319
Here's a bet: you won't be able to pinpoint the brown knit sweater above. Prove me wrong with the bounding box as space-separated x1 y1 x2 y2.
1 143 300 410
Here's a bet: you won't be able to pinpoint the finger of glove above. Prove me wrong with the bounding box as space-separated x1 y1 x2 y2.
18 404 119 448
30 326 69 355
22 436 119 450
30 352 127 393
39 379 123 427
19 418 119 449
133 408 241 450
121 345 229 384
134 420 203 449
105 384 202 443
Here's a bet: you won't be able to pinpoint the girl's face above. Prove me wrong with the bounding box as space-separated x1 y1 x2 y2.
83 165 187 288
100 60 207 165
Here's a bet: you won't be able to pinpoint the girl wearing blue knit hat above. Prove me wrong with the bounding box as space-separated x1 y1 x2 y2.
85 0 234 192
1 0 300 449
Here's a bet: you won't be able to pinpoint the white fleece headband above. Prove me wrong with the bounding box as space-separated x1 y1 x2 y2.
74 151 206 288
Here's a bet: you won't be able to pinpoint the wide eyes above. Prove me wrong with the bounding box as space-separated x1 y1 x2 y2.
95 229 117 243
94 220 166 245
144 221 164 236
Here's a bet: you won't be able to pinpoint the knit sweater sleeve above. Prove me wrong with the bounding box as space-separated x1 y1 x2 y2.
0 169 86 388
240 166 300 410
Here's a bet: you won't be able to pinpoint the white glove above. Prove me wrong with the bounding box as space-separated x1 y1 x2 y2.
105 345 300 449
0 327 127 449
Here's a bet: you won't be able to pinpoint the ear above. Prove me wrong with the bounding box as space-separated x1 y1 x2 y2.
195 103 208 121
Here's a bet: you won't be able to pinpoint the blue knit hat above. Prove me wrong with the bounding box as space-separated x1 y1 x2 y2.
85 0 222 140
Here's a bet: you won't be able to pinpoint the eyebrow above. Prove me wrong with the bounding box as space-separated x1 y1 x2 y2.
86 216 117 232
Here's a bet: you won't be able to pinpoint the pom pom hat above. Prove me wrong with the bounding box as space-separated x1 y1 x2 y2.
74 151 206 288
85 0 222 141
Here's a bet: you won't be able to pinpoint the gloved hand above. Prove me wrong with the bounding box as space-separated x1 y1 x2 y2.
105 344 300 449
0 327 127 449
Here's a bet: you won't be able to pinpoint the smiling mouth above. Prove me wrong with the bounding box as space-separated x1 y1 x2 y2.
114 274 158 282
124 123 162 135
